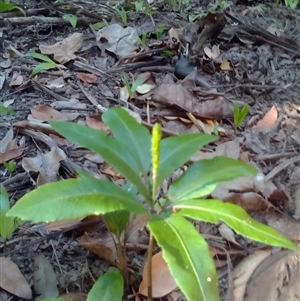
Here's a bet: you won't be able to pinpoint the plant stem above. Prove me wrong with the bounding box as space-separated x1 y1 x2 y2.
147 233 154 301
117 236 127 286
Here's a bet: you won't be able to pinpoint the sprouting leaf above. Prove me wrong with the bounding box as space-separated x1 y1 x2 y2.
63 14 78 28
103 210 130 239
102 107 151 176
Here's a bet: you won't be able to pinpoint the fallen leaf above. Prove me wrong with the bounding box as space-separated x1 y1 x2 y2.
76 72 97 83
9 75 23 86
31 105 68 122
33 254 59 300
39 32 83 64
220 58 230 70
96 24 139 58
218 223 241 246
139 251 177 298
59 293 87 301
245 249 300 301
255 106 278 129
229 250 271 301
22 146 67 185
79 232 118 266
0 257 32 299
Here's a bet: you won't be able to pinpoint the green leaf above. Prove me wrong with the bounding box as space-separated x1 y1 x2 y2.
63 14 78 28
7 172 146 223
131 77 143 92
168 156 257 202
102 107 151 176
87 268 123 301
174 199 297 250
103 210 130 239
0 2 15 11
32 62 58 76
239 104 249 123
0 186 20 239
26 52 56 63
157 134 217 188
233 103 239 126
49 121 150 201
148 214 219 301
0 102 16 116
0 2 25 15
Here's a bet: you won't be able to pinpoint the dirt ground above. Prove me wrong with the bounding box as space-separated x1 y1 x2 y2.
0 0 300 300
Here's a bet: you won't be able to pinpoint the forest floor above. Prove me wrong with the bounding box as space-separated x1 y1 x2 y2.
0 0 300 300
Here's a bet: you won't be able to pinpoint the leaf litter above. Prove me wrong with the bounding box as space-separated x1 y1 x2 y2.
1 0 300 300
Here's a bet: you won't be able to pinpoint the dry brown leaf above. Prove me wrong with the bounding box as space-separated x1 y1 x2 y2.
85 116 109 132
139 251 177 298
0 257 32 299
192 138 241 161
39 32 83 64
33 254 59 299
9 75 23 86
31 105 68 122
229 250 271 301
0 127 14 153
79 232 118 266
45 219 83 231
0 148 24 163
255 105 278 129
218 223 241 246
151 82 232 119
258 210 300 240
223 192 267 213
245 249 300 301
204 45 220 60
59 293 87 301
22 146 67 185
96 24 139 58
220 58 231 70
76 72 97 83
124 214 148 243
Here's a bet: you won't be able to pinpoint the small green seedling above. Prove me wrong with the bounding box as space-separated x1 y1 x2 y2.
135 0 144 12
92 19 108 30
7 107 296 301
62 13 77 28
155 24 165 39
188 12 206 23
217 0 225 10
137 30 147 45
0 102 16 116
233 103 249 128
0 1 25 16
1 187 21 251
26 52 58 76
116 7 127 26
3 161 16 175
284 0 298 8
122 74 143 101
